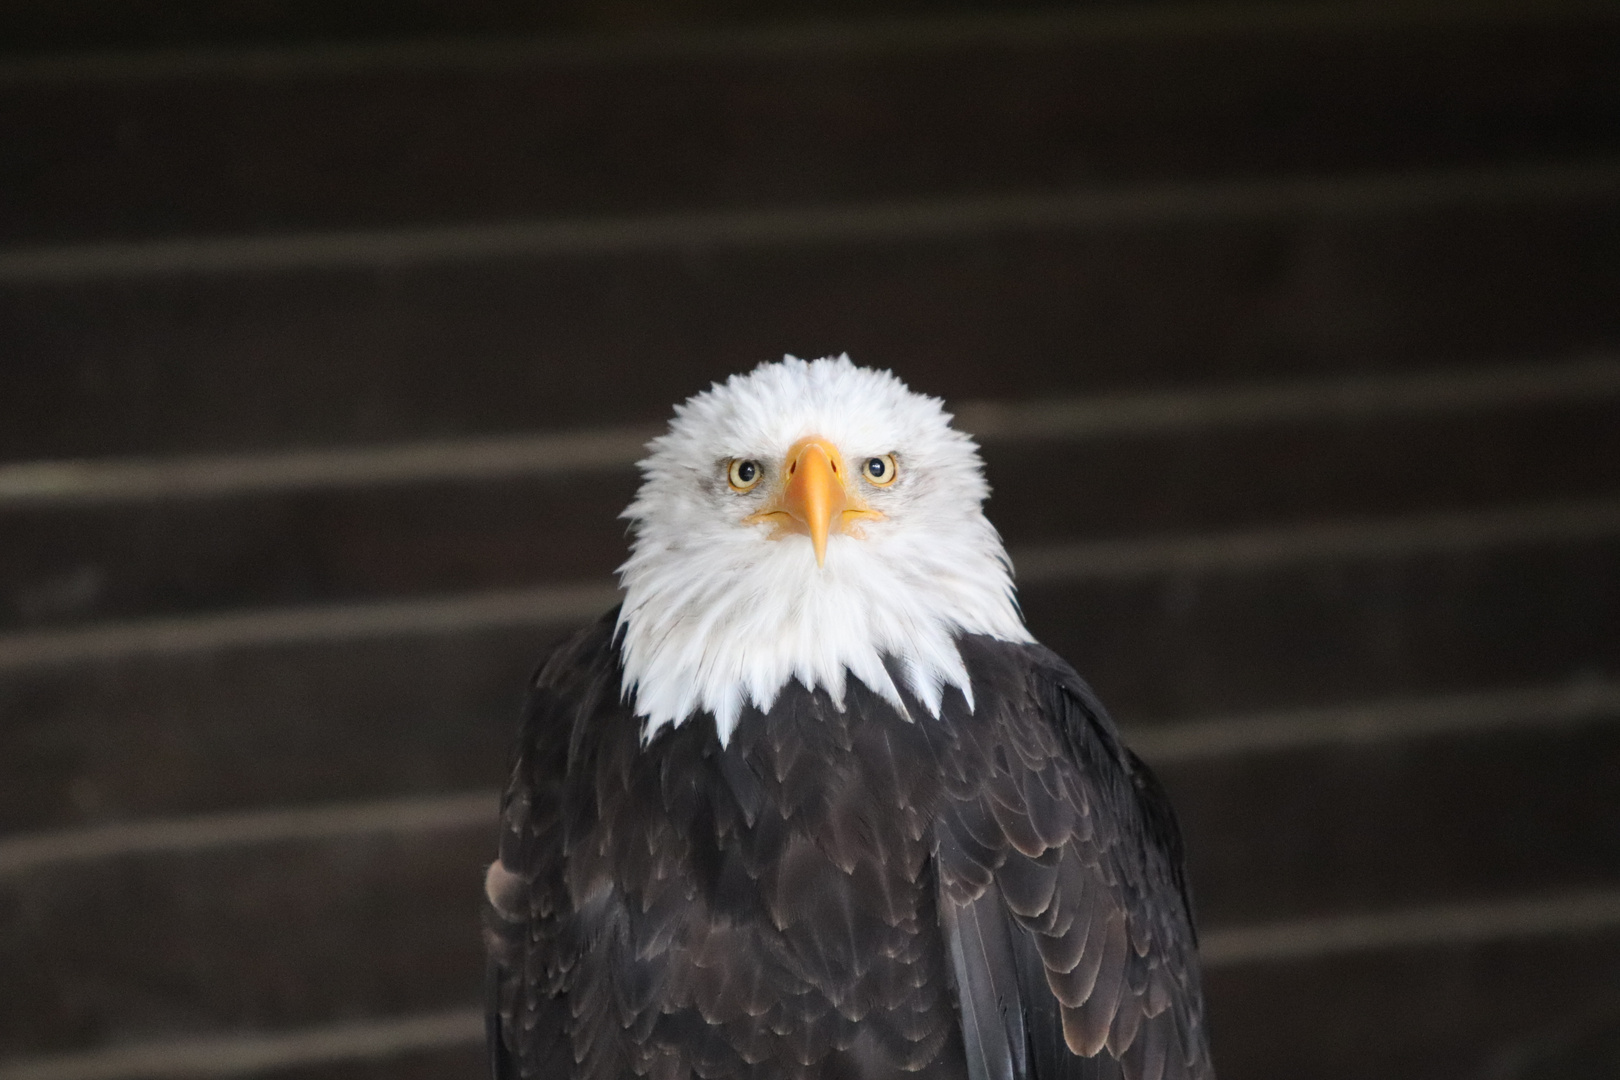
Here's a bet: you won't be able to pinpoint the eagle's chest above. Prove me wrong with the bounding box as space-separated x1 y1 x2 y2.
723 695 944 947
587 686 971 1078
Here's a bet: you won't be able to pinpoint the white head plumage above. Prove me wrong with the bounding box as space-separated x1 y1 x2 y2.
616 355 1031 745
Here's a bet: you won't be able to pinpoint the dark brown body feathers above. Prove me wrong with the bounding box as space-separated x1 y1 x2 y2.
485 611 1213 1080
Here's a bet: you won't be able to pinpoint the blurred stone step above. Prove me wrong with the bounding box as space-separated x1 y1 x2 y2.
0 621 543 836
2 4 1615 245
3 167 1617 461
1204 922 1620 1080
1026 528 1620 722
1158 708 1620 925
2 385 1616 629
0 824 491 1057
0 470 641 632
0 519 1615 833
2 707 1615 1061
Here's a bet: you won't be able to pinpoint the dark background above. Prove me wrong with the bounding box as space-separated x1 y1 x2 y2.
2 1 1619 1078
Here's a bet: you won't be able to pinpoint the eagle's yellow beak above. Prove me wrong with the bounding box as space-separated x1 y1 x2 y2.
745 436 882 566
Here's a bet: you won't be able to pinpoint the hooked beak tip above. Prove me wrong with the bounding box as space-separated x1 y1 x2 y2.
783 440 843 568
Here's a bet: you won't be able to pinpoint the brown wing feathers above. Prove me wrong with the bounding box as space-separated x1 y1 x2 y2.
935 639 1213 1080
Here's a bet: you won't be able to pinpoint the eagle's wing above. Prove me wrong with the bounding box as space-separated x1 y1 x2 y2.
483 615 619 1080
935 641 1214 1080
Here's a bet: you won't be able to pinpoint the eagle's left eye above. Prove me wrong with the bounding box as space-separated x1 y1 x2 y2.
727 459 763 492
863 454 898 486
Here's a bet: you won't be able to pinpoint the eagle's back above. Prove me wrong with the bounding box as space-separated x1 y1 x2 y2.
485 610 1212 1080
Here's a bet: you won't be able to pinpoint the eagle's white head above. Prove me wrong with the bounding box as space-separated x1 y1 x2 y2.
617 355 1032 745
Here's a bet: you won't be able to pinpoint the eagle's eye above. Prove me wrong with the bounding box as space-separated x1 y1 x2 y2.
863 454 898 486
727 458 763 492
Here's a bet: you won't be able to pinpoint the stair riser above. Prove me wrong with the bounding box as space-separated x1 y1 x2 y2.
0 826 489 1056
1161 719 1620 925
1204 928 1620 1080
1025 539 1620 721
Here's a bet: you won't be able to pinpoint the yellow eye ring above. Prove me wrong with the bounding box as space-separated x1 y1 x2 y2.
727 458 763 492
862 454 898 486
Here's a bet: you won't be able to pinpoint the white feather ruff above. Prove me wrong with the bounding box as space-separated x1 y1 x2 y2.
616 355 1032 745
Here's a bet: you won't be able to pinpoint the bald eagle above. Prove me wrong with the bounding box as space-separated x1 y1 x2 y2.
484 356 1214 1080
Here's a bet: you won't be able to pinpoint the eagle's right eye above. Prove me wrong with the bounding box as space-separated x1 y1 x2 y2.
727 459 762 492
